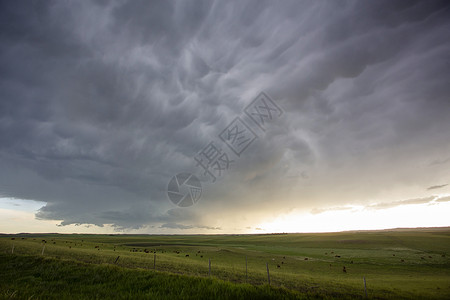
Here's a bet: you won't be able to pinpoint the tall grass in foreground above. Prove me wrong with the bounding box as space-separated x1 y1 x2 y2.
0 254 323 300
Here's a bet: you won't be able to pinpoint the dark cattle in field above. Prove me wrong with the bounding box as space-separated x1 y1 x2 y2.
185 254 189 257
283 256 286 259
200 255 203 258
393 254 395 256
198 251 201 253
277 264 280 268
281 261 284 264
428 256 432 259
11 238 15 240
304 258 308 260
343 266 347 273
401 259 404 262
335 255 340 258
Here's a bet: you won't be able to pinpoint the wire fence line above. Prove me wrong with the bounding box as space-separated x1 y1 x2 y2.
2 240 370 297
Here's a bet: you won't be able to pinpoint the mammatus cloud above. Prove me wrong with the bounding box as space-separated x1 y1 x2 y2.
0 0 449 231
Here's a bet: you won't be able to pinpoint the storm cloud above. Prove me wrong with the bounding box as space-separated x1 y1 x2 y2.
1 0 449 231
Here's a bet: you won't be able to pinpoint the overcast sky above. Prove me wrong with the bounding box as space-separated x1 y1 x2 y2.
1 0 449 233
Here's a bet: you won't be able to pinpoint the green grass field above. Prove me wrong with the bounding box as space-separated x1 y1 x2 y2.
1 228 449 299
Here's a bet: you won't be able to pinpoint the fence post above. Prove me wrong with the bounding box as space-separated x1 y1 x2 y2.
363 277 367 298
245 256 248 283
209 258 211 276
266 262 270 285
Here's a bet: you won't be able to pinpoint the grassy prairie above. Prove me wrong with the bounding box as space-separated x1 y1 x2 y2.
0 228 449 299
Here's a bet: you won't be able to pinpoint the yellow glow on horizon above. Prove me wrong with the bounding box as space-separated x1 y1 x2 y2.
253 201 450 233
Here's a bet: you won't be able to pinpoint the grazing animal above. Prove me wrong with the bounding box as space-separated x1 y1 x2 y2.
11 238 15 240
198 251 201 253
401 259 404 262
185 254 189 257
335 255 341 258
393 254 395 256
277 264 280 268
350 261 353 264
421 257 425 260
200 255 203 258
94 246 99 249
283 256 286 259
304 258 308 260
325 252 328 255
428 256 432 259
330 251 334 254
281 261 284 264
343 266 347 273
442 254 446 257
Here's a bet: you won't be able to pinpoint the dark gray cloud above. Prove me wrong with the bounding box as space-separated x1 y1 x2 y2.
1 0 449 231
427 184 448 190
